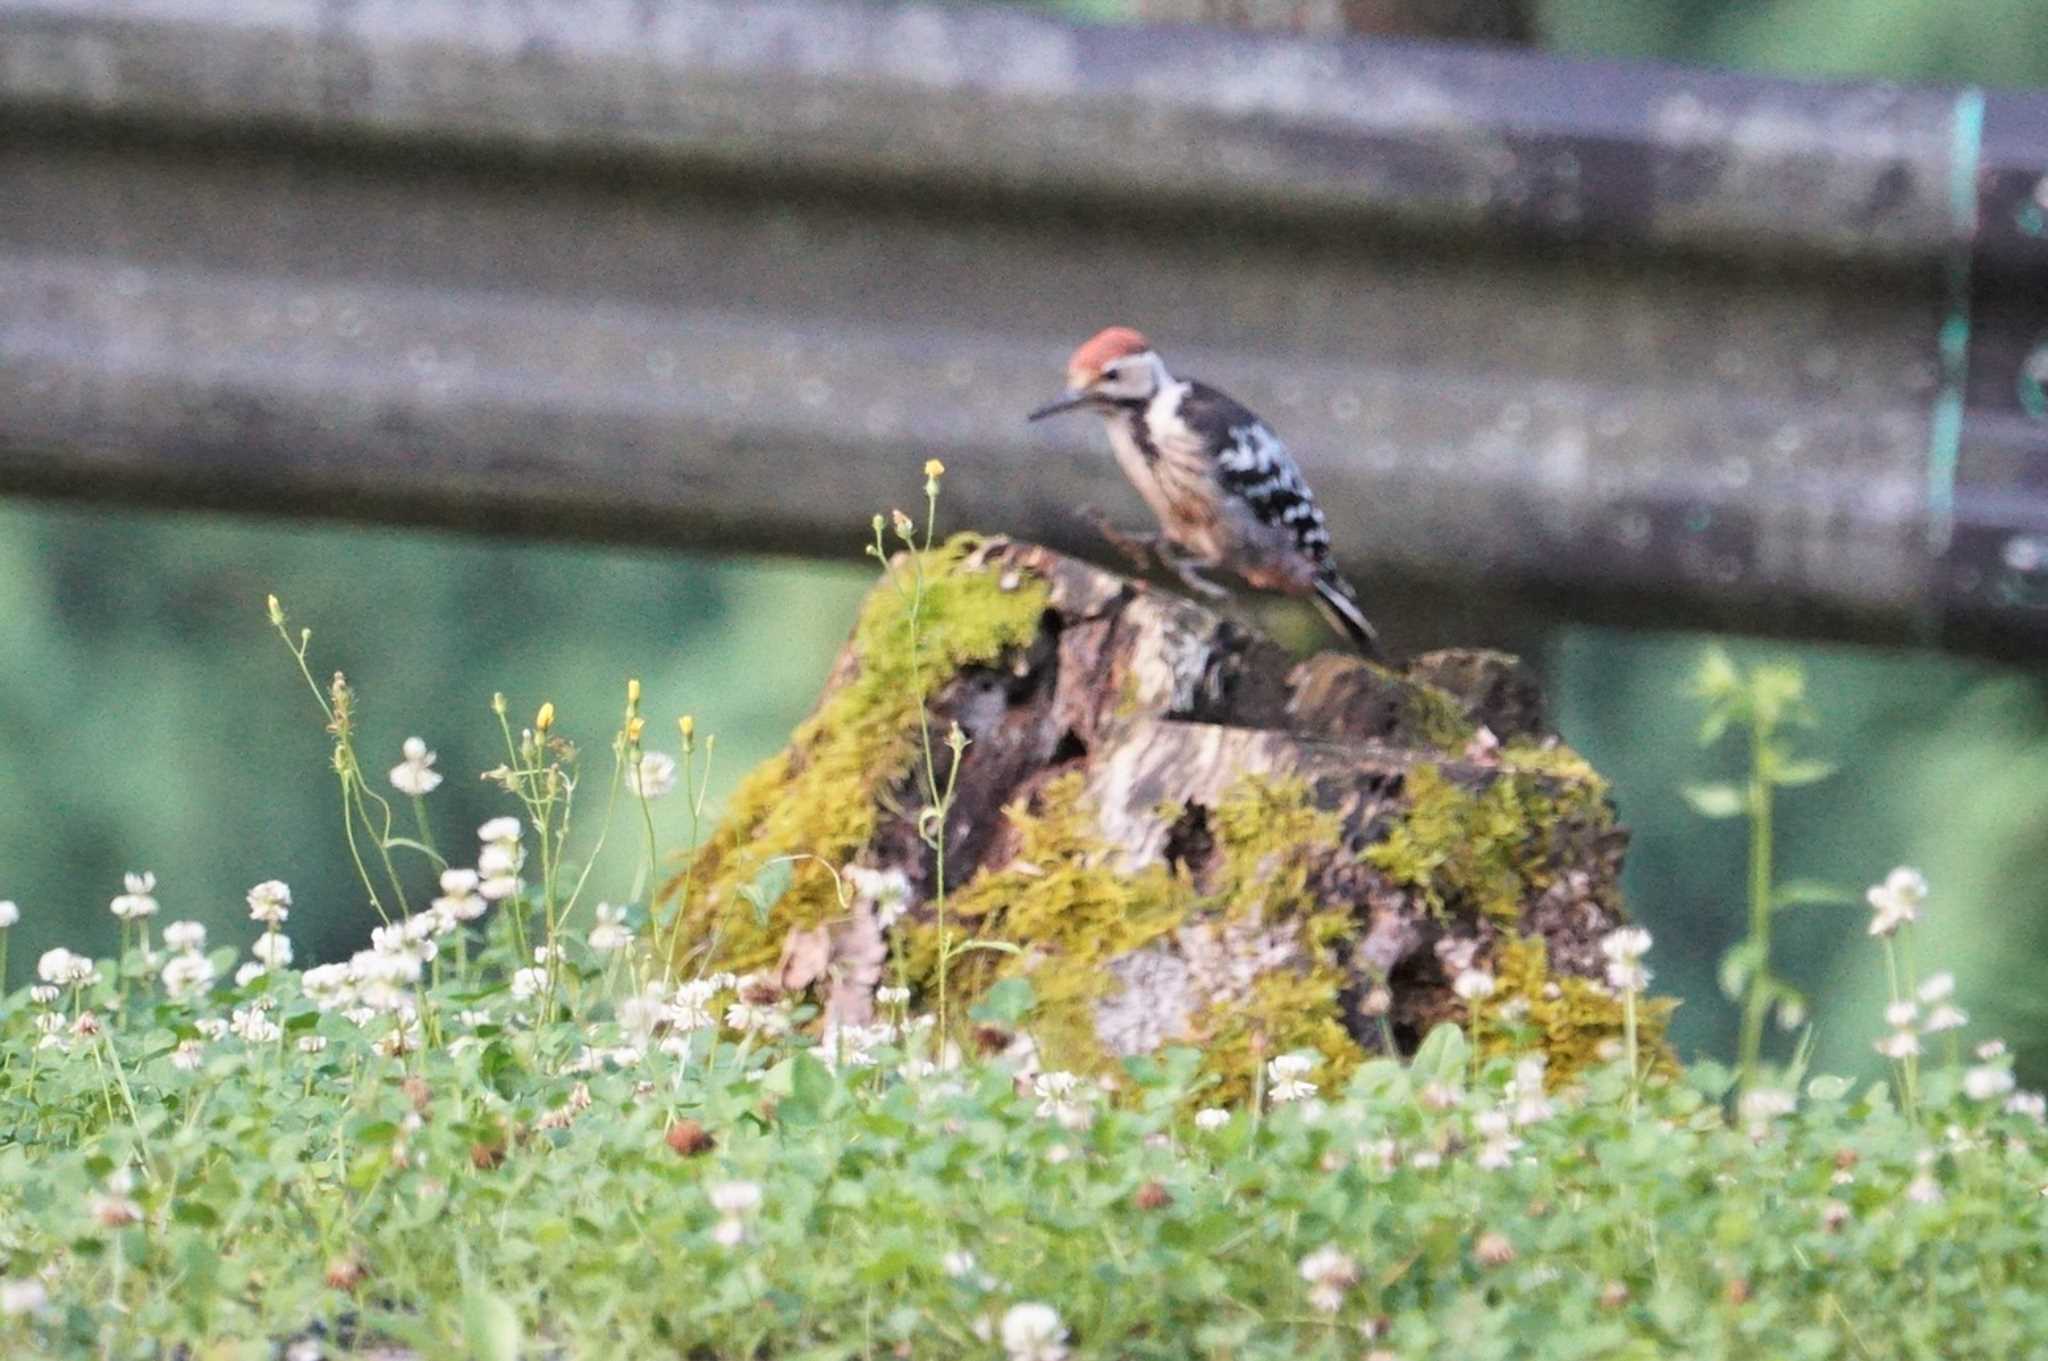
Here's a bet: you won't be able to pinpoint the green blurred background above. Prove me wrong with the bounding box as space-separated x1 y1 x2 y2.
4 0 2045 1083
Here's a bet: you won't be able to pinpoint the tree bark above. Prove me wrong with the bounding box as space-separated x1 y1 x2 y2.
674 537 1653 1081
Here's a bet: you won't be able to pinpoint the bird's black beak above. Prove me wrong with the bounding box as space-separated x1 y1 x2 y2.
1027 389 1091 422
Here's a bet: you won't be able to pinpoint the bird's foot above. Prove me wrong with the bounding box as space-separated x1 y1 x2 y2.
1163 552 1233 600
1078 505 1160 573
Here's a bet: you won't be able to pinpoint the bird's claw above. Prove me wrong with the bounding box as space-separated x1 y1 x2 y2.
1078 505 1160 573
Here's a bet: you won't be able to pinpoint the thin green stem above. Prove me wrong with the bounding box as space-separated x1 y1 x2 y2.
1736 720 1773 1093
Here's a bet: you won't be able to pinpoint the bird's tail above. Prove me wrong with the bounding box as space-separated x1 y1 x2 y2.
1311 570 1386 662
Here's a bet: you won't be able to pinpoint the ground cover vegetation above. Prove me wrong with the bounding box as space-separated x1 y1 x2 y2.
2 470 2044 1358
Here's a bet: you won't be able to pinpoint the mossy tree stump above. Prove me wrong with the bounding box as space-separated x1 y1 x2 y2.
665 536 1664 1094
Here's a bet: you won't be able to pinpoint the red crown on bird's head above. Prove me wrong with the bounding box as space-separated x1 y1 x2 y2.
1066 326 1152 386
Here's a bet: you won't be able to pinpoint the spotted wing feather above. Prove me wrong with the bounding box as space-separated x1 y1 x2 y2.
1177 382 1335 564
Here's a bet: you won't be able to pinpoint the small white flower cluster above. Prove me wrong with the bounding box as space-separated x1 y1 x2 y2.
724 976 794 1038
630 751 678 800
230 1001 281 1045
588 902 634 954
1452 968 1496 1003
1866 866 1926 938
1505 1054 1553 1127
1473 1106 1523 1171
246 879 291 926
477 817 526 902
159 921 214 1001
1193 1107 1231 1132
1032 1071 1095 1131
37 947 100 989
845 865 913 932
999 1302 1068 1361
707 1180 762 1248
431 868 489 925
1738 1088 1797 1134
1874 973 1971 1062
388 736 443 797
1266 1053 1318 1106
110 871 160 922
1917 972 1967 1033
1600 926 1653 993
817 1020 899 1071
1298 1245 1359 1314
0 900 18 929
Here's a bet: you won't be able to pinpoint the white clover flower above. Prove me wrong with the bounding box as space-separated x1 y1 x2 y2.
389 737 444 796
1475 1138 1519 1171
1924 1004 1968 1033
0 900 18 929
876 984 911 1007
1600 926 1652 962
1918 972 1955 1003
251 932 294 969
1298 1245 1359 1314
432 867 488 922
1905 1172 1942 1206
669 979 720 1031
297 1034 329 1055
1965 1065 2016 1102
845 865 913 931
999 1302 1068 1361
1867 867 1927 937
1453 968 1496 1002
1194 1107 1230 1131
1977 1039 2008 1061
478 816 523 844
709 1181 763 1217
162 920 206 952
510 967 548 1001
1267 1053 1319 1105
110 871 160 920
230 1005 281 1044
0 1277 46 1316
818 1023 883 1071
1875 1029 1920 1060
1739 1089 1796 1124
629 752 678 799
29 984 58 1006
245 880 292 926
1033 1071 1093 1129
588 902 634 953
374 1021 424 1058
160 952 216 1001
1606 959 1650 992
1509 1057 1554 1126
234 962 268 989
942 1249 978 1279
194 1017 228 1042
725 1000 790 1036
2005 1091 2046 1122
1885 1000 1919 1030
38 947 100 987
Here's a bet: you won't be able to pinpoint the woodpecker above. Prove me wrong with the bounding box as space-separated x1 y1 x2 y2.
1028 326 1385 660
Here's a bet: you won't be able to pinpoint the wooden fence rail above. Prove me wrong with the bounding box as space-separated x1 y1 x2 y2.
1 0 2045 656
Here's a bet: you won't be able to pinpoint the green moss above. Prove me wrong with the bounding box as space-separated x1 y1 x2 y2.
1499 739 1608 790
1480 935 1676 1082
916 773 1367 1102
1181 777 1365 1101
661 535 1049 974
1365 762 1582 921
1403 682 1478 749
906 772 1186 1064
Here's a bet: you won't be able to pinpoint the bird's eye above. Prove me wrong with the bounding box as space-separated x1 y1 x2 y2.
1100 365 1120 381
